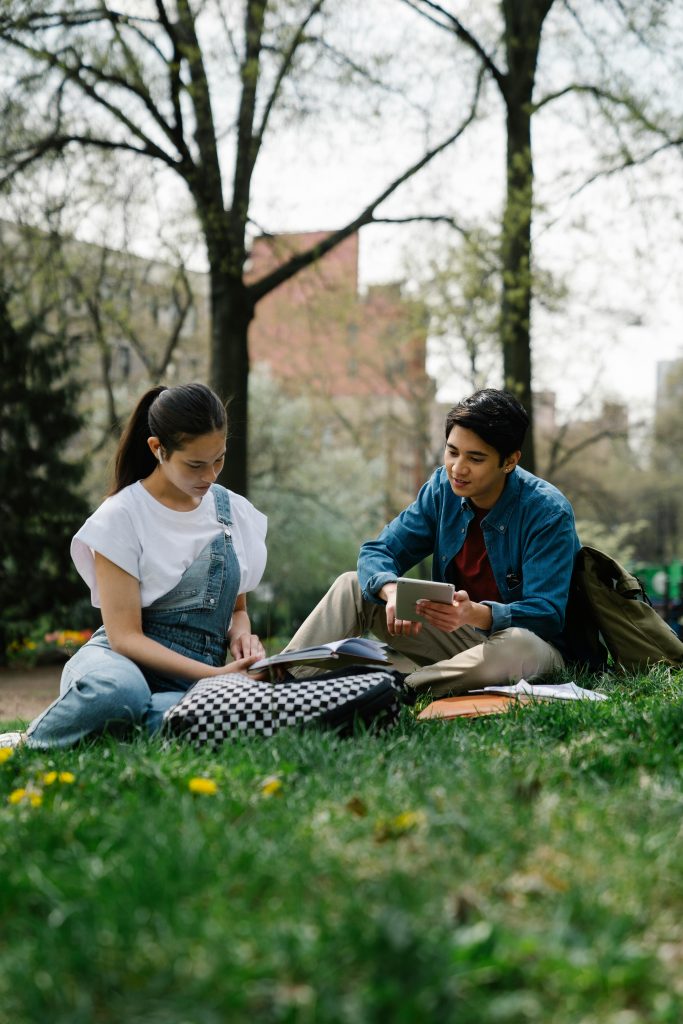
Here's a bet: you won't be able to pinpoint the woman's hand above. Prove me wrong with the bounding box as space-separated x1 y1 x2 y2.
220 654 263 674
218 657 280 683
228 598 265 660
229 632 265 660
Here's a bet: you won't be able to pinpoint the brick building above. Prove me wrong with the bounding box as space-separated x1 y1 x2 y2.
248 231 436 514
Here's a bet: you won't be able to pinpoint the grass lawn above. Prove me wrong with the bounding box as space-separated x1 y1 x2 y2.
1 667 683 1023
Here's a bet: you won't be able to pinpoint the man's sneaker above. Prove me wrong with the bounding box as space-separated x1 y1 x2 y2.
0 732 25 749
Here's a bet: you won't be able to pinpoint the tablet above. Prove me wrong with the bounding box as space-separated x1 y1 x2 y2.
395 577 455 623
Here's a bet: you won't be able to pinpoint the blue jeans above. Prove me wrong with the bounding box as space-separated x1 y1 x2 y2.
26 632 181 746
25 485 241 749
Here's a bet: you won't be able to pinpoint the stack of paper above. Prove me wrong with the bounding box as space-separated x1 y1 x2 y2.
417 679 608 721
477 680 608 702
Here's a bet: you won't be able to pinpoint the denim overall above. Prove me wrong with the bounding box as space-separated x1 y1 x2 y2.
26 486 240 749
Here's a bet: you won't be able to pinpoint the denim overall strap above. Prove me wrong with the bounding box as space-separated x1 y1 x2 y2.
139 484 242 689
212 484 231 528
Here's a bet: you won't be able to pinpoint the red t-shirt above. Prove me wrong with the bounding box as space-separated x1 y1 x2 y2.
446 505 501 603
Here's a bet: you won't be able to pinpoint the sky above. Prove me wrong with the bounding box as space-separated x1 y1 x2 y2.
15 0 680 424
238 0 683 422
245 108 682 422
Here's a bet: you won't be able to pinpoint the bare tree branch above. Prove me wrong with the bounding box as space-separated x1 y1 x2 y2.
230 0 266 233
255 0 326 148
311 36 412 101
0 133 176 192
214 3 242 67
149 0 188 152
0 29 183 163
175 0 224 210
371 214 470 236
566 139 683 200
153 271 194 380
399 0 506 90
248 69 484 303
543 425 629 477
534 81 670 129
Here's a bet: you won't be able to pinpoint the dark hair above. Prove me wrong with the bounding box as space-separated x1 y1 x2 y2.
110 382 227 494
445 388 528 463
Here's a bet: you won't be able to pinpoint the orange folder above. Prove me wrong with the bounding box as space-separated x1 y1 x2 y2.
417 693 531 720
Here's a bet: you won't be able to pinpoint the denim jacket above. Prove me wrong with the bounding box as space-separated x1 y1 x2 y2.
358 466 581 643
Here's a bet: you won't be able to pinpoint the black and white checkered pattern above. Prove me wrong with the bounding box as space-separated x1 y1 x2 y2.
162 667 411 747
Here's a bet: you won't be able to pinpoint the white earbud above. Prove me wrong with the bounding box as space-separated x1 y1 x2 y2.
157 451 164 463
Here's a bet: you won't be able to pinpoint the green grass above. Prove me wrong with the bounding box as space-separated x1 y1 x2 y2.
2 667 683 1023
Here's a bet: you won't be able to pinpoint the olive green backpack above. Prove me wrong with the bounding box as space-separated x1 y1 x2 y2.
564 546 683 673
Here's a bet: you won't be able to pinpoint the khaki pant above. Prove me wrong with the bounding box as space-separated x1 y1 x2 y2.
285 571 564 699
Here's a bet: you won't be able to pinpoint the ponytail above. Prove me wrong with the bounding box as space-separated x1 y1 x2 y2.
110 386 167 495
109 382 227 495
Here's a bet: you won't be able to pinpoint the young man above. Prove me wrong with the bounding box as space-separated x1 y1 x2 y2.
287 389 582 698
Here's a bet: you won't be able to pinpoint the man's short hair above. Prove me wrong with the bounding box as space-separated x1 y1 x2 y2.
445 389 529 463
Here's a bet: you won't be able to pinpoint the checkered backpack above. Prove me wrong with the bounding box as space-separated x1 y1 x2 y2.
161 666 414 747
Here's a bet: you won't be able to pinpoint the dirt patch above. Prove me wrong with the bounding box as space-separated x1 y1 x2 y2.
0 665 62 723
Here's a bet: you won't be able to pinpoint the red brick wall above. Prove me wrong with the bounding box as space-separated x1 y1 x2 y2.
247 231 430 401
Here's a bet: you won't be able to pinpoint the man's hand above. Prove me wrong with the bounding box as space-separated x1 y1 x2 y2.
380 581 423 637
416 590 493 633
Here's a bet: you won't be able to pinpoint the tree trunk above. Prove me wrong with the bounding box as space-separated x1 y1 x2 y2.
501 104 534 467
208 262 254 496
500 0 554 472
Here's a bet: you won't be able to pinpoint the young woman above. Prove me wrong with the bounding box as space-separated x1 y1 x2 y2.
1 382 267 749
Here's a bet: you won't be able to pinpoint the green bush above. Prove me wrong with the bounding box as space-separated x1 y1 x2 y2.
0 288 91 664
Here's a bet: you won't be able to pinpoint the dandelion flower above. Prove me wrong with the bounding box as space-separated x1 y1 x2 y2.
0 748 14 764
260 776 283 798
58 772 75 784
188 777 218 796
29 794 43 808
375 809 427 842
392 810 426 831
8 788 26 805
43 771 58 785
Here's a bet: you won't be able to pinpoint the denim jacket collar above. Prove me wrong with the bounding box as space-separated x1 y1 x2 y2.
460 468 521 535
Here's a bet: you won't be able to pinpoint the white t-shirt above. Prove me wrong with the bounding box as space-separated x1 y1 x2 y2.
71 482 267 608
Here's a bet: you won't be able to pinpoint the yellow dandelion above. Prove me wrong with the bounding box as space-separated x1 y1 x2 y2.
8 788 27 805
0 748 14 764
260 776 283 798
188 777 218 796
375 809 427 842
58 772 76 784
392 810 426 832
43 771 58 785
29 793 43 808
